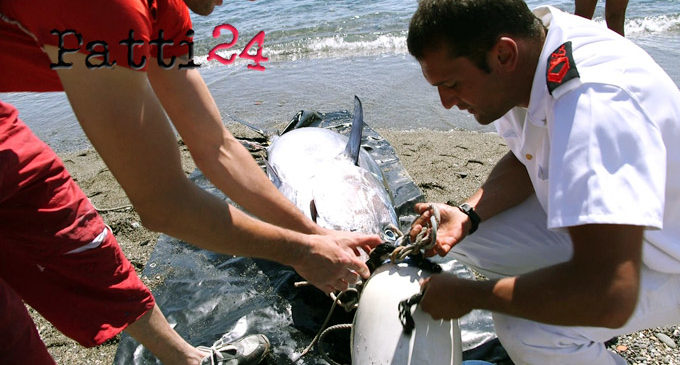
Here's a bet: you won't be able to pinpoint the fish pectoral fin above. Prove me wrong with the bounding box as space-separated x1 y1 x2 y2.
310 199 319 223
282 110 322 134
265 159 283 188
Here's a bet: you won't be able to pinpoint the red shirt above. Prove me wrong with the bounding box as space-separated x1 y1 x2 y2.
0 0 193 92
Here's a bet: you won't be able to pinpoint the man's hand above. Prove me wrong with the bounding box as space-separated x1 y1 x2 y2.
419 274 473 320
410 202 470 257
419 224 644 327
291 231 382 294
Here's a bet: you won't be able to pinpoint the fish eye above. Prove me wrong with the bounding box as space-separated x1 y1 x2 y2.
382 228 397 241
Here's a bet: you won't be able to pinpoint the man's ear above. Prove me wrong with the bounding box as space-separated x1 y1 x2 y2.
491 36 519 72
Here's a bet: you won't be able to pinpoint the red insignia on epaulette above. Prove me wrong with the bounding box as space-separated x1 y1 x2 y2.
546 41 579 95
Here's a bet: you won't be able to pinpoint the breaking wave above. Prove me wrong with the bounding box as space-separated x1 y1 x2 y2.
625 13 680 35
193 12 680 67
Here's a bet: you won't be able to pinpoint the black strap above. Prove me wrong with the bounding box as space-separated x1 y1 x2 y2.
398 292 423 335
365 243 396 273
458 203 481 235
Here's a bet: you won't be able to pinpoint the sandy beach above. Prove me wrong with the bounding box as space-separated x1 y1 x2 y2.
30 127 679 364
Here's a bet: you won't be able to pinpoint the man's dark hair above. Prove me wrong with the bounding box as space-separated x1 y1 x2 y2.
407 0 543 72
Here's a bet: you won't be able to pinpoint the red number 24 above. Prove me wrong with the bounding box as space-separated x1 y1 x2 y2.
207 24 268 71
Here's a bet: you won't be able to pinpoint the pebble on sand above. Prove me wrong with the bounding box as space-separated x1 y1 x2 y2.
655 332 677 349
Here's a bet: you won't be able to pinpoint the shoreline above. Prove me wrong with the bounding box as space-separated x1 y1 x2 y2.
30 128 680 364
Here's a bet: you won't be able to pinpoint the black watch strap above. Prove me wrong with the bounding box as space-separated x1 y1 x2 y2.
458 203 481 235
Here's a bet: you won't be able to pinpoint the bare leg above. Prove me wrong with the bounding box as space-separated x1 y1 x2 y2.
605 0 629 36
574 0 598 19
124 304 207 365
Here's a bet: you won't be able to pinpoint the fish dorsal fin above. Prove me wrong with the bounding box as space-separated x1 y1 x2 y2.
344 96 364 166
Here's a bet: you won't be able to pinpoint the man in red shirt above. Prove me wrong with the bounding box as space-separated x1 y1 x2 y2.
0 0 381 364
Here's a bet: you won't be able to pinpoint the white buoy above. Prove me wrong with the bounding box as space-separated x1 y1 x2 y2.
351 262 463 365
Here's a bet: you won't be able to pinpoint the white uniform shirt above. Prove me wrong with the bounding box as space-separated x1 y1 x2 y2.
495 6 680 273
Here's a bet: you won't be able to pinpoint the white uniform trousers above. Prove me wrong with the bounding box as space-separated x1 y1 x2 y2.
439 195 680 365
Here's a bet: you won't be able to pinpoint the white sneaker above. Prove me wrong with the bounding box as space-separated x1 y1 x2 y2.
198 334 270 365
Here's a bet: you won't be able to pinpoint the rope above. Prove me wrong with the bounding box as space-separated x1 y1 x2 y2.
386 206 443 334
93 203 133 213
292 288 358 364
89 198 133 213
292 215 445 363
318 324 353 365
390 204 440 263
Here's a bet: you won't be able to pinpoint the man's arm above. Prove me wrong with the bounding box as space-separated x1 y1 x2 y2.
45 47 380 293
459 149 535 221
146 59 324 235
420 223 643 327
411 150 535 256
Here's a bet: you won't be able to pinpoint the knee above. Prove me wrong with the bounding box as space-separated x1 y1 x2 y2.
494 314 584 364
493 314 625 365
494 314 549 361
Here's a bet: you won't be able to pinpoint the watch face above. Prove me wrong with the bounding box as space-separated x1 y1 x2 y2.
459 203 479 222
458 203 480 234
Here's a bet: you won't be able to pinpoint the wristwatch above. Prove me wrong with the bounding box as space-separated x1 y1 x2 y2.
457 203 481 235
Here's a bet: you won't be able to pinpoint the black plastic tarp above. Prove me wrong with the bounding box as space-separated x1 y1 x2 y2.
113 110 502 364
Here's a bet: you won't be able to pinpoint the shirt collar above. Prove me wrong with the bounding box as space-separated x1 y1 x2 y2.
527 6 581 126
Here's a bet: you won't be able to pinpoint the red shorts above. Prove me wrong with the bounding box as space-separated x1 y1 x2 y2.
0 101 155 361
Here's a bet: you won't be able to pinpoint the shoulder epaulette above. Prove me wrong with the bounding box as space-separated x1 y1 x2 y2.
546 41 579 95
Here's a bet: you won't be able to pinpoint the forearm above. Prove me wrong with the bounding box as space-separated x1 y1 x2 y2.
466 151 534 221
147 64 321 234
194 130 321 234
434 225 643 328
137 178 310 265
460 261 637 327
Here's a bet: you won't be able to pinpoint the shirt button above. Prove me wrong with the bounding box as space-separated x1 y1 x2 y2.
525 153 533 160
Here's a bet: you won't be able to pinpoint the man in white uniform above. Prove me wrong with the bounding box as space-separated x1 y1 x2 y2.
406 0 680 363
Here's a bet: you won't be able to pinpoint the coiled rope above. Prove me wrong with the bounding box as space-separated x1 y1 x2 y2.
294 205 442 364
390 204 440 263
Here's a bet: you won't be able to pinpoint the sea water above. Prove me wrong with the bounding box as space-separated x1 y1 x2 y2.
1 0 679 153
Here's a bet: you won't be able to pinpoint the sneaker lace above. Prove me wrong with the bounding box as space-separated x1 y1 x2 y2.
197 344 229 365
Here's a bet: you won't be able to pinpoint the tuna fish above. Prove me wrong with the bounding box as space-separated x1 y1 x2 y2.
266 96 399 242
266 96 463 365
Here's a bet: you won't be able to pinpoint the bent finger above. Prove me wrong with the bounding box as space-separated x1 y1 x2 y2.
345 269 360 285
347 234 382 249
361 244 374 254
333 279 349 292
414 203 432 214
419 276 432 290
409 223 423 241
435 243 450 257
418 278 436 314
322 285 335 296
424 247 437 257
347 258 371 279
365 234 383 247
410 208 431 226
